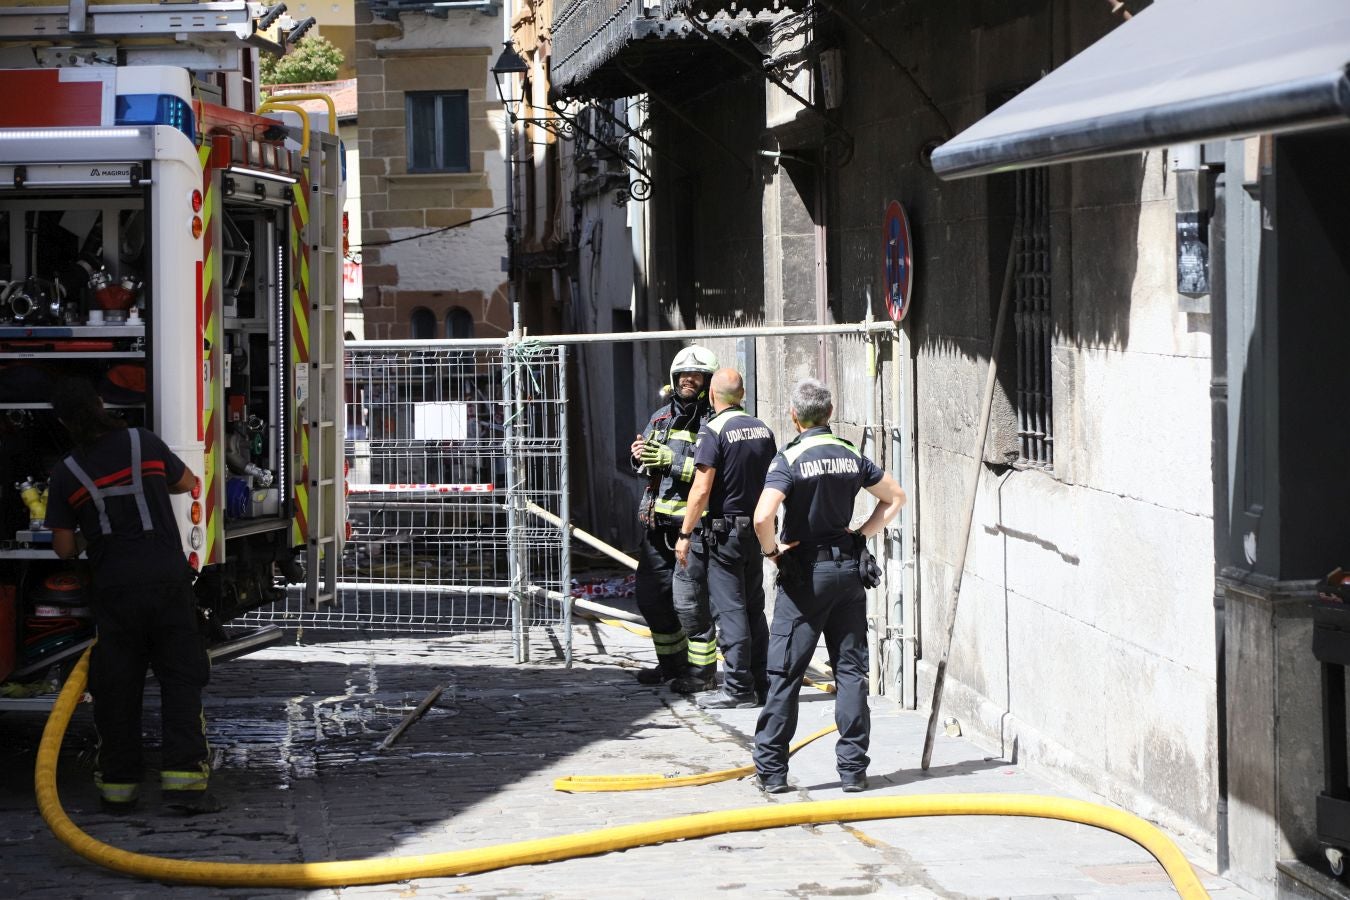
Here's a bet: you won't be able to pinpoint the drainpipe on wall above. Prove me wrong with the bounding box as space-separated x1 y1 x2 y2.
629 98 649 333
1209 161 1231 874
1176 139 1229 873
1175 138 1230 871
814 168 828 378
503 0 519 333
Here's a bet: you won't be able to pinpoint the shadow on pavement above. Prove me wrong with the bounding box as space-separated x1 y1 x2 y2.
0 625 692 897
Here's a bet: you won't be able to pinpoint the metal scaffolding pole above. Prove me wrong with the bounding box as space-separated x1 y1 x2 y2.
558 344 573 667
355 320 899 351
503 343 526 663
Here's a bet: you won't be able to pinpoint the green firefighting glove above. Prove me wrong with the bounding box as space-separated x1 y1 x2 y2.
639 438 675 471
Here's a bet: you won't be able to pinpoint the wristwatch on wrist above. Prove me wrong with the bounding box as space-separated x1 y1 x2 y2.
678 531 693 540
761 545 781 559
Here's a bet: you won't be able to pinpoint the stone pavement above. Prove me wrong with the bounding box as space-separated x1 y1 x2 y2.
0 618 1259 899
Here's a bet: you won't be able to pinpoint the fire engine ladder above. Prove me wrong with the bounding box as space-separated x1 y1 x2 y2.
0 1 285 55
304 131 343 608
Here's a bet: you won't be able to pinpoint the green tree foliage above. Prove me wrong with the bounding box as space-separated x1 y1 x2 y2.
260 35 345 86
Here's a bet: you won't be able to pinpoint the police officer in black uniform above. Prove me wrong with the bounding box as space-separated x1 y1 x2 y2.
45 377 217 814
629 345 719 693
675 368 776 709
752 378 905 794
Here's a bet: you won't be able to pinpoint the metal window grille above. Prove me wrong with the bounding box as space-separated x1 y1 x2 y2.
242 341 571 663
1015 167 1053 468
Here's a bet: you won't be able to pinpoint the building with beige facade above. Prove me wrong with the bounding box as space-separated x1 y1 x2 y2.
355 0 514 339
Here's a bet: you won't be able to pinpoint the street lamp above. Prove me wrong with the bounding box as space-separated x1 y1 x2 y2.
490 40 528 121
490 41 526 335
490 41 574 141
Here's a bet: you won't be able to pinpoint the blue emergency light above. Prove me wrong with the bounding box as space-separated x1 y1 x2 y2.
114 94 196 142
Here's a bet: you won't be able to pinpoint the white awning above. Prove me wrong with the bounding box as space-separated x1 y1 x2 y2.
931 0 1350 179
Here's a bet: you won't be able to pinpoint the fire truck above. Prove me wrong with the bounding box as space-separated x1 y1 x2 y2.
0 1 345 700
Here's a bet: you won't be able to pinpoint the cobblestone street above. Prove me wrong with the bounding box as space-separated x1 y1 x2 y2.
0 619 1256 899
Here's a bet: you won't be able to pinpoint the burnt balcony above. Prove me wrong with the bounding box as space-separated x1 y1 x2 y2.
550 0 792 100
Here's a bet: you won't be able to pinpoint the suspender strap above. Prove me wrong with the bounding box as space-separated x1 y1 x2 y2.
62 429 154 535
63 455 111 536
124 429 153 531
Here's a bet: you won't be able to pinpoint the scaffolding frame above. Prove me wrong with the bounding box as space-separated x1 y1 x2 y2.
243 319 916 704
244 341 571 665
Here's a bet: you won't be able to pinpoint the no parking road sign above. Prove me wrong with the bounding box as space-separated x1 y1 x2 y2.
883 200 914 322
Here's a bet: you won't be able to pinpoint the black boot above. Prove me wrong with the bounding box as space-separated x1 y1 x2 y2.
672 674 716 695
636 666 677 685
164 790 223 815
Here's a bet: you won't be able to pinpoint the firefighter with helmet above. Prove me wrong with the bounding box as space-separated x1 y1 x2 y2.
629 345 719 693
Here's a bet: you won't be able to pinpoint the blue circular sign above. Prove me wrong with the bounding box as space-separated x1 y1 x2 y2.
883 200 913 322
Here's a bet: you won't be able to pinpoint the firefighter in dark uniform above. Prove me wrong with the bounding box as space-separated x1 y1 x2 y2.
45 378 217 815
629 345 719 693
752 378 905 794
675 368 776 709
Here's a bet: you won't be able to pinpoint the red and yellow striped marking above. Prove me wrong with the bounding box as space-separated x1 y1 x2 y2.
290 174 311 549
198 144 223 565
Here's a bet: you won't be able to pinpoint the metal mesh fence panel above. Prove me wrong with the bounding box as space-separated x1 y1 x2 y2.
241 342 570 659
237 323 906 679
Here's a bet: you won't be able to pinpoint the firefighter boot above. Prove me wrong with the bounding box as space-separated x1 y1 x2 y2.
164 790 223 815
636 666 678 685
636 652 684 685
672 674 716 694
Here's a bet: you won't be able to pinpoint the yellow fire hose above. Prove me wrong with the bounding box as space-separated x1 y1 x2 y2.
554 724 839 792
36 649 1209 896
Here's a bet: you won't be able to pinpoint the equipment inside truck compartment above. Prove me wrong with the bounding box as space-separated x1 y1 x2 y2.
0 0 347 710
0 183 298 678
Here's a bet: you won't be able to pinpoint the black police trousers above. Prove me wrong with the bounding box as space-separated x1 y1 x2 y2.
90 579 211 793
753 554 869 779
705 520 768 698
635 524 716 679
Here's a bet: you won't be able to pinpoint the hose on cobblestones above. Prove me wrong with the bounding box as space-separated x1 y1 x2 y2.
553 724 840 792
36 648 1209 898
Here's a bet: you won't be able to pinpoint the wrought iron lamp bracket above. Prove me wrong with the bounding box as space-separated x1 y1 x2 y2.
511 113 576 142
549 97 654 203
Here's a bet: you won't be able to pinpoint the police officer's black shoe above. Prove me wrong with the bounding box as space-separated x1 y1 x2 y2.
697 689 758 709
671 675 716 695
757 774 792 794
635 666 677 685
840 773 868 793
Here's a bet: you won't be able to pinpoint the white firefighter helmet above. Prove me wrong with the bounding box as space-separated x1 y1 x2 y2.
669 344 718 387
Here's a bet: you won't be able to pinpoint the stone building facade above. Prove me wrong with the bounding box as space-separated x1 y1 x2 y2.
355 0 513 339
542 0 1350 894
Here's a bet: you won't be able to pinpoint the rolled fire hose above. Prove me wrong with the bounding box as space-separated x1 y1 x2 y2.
36 649 1211 897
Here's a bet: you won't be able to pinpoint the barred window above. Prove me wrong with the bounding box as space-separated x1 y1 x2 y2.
1015 168 1053 468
